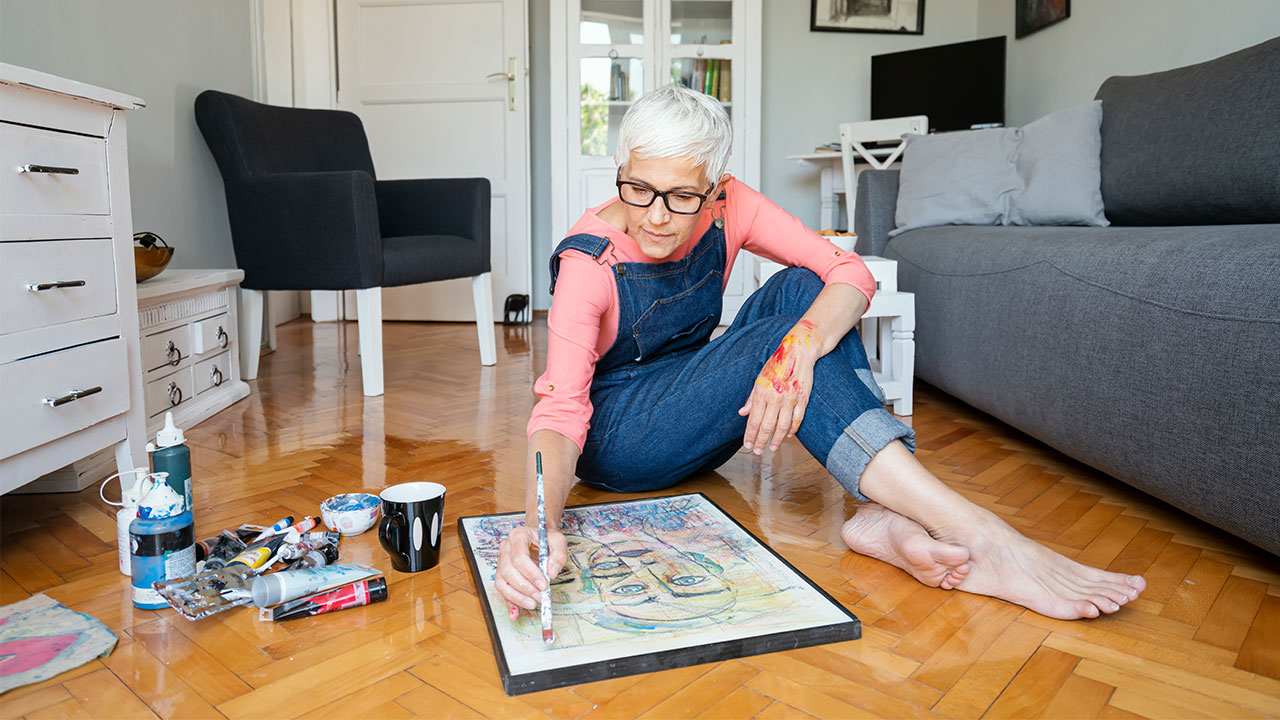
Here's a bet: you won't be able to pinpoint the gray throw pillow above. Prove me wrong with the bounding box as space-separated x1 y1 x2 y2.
1007 100 1109 227
891 128 1020 238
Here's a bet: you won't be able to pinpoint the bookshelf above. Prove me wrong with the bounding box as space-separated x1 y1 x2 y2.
551 0 762 323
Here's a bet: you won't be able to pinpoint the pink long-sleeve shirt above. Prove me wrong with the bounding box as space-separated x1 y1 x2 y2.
528 178 877 450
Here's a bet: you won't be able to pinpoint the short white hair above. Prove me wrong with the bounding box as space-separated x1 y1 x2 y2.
616 84 732 187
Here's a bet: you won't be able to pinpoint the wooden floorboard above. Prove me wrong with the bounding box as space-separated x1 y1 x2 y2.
2 318 1277 719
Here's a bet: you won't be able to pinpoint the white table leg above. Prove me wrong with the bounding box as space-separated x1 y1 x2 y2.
819 163 837 231
890 306 915 416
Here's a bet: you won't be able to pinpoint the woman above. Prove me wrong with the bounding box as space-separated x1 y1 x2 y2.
497 85 1145 621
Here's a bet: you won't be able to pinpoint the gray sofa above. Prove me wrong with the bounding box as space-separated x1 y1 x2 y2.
854 38 1280 555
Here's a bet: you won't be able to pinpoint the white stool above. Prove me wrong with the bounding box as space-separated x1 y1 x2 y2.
755 254 915 415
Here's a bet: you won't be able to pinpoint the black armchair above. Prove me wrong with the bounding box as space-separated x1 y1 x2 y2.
194 90 496 396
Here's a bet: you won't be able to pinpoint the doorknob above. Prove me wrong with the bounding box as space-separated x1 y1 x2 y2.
487 56 517 111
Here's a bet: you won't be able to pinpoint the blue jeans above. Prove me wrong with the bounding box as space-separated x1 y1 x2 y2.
578 268 916 500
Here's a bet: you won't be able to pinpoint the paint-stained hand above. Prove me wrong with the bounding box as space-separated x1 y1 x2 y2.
738 321 820 454
495 524 567 620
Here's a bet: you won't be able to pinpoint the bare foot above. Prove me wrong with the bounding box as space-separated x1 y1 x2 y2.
934 506 1146 620
841 503 971 589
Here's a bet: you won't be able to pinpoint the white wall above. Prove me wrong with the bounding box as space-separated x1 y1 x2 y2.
976 0 1280 125
760 0 980 231
0 0 256 271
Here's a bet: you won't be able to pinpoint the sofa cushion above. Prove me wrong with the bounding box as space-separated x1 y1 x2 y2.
891 128 1020 238
1007 101 1108 228
884 224 1280 554
1094 38 1280 226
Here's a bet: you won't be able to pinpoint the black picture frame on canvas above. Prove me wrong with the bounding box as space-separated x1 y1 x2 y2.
458 493 862 696
810 0 925 35
1016 0 1071 39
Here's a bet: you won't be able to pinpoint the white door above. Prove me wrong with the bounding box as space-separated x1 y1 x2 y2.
336 0 530 321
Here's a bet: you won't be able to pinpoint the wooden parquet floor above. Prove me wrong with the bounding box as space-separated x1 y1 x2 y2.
2 317 1278 719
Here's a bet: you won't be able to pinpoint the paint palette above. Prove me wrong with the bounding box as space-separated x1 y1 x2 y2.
153 564 257 620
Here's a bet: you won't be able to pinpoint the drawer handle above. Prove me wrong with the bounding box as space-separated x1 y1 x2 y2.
20 164 80 175
166 340 183 366
216 326 229 349
43 386 103 408
211 366 224 387
27 280 87 292
168 382 183 406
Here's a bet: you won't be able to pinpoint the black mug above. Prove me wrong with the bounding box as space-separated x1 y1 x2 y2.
378 482 446 573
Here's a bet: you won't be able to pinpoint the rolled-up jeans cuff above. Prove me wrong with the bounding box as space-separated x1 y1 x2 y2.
826 408 916 501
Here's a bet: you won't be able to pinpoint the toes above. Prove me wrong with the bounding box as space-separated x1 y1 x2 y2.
1090 582 1135 607
1087 593 1121 614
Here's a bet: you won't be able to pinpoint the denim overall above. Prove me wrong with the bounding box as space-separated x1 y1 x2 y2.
548 222 914 499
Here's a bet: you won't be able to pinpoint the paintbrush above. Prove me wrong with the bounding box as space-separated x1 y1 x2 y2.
536 451 554 645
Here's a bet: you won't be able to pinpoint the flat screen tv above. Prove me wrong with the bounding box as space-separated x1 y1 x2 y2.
871 36 1006 133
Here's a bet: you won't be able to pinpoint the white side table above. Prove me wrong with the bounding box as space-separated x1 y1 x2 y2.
860 256 915 416
784 148 900 231
756 254 915 415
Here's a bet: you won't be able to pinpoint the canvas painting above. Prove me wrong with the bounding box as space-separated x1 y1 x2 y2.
811 0 925 35
1016 0 1070 38
459 493 860 695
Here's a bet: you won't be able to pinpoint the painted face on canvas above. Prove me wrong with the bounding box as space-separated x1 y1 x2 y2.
556 534 734 623
617 155 721 260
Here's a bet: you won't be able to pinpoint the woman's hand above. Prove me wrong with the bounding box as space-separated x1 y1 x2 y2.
738 320 821 453
495 524 568 621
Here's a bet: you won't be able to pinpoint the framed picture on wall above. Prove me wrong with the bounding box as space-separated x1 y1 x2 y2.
811 0 924 35
1016 0 1070 39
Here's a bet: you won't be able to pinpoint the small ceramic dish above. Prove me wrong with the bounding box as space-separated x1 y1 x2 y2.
320 492 381 536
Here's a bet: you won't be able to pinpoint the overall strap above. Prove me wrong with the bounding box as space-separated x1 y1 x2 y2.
548 233 613 295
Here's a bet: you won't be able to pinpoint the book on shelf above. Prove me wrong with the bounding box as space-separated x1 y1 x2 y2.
613 64 631 101
815 142 841 153
719 61 731 102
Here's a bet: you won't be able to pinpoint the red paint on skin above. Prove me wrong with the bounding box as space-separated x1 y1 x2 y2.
757 325 815 395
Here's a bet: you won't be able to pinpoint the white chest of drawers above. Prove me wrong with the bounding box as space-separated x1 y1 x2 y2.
0 64 148 493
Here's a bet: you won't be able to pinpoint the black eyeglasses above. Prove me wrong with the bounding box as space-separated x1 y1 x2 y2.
616 172 714 215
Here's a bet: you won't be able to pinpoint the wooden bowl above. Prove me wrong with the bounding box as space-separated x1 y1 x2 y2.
134 246 174 283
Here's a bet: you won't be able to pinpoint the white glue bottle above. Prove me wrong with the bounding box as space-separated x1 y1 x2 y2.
100 467 155 576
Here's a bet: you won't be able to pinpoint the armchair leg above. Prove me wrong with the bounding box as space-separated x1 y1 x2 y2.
356 287 384 396
264 292 278 351
471 272 497 366
240 288 264 380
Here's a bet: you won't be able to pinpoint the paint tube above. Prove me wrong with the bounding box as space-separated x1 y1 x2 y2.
232 524 264 543
285 516 318 535
284 544 339 571
265 577 388 621
195 531 246 570
304 531 341 547
250 563 379 608
227 536 284 569
250 516 294 543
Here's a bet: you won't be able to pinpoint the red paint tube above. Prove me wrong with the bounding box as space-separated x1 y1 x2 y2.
267 577 388 621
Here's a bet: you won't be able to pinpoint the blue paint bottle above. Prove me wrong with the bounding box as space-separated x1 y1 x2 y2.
147 412 192 515
129 510 195 609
